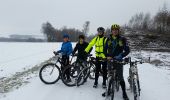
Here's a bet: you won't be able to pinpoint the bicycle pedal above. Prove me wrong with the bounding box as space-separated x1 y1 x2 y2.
102 93 106 97
102 85 107 89
93 85 98 88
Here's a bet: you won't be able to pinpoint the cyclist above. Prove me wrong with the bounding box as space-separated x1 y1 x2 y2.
54 34 73 81
72 34 92 61
103 24 130 100
85 27 107 88
72 34 92 80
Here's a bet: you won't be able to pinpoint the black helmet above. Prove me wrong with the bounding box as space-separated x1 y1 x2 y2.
79 35 85 40
97 27 105 33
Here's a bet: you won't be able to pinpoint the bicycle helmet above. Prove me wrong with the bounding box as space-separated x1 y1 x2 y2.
97 27 105 33
111 24 120 30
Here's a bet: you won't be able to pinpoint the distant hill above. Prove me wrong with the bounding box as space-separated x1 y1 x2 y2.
0 34 46 42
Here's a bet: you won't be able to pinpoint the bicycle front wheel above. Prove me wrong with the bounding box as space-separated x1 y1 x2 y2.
110 80 115 100
77 67 90 86
133 79 140 100
115 77 120 92
88 63 95 80
39 63 61 84
61 65 80 87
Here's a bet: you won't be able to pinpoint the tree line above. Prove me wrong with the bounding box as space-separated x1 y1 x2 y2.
42 21 90 42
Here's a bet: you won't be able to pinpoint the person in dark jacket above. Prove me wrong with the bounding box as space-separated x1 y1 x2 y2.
72 35 91 61
54 34 73 80
103 24 130 100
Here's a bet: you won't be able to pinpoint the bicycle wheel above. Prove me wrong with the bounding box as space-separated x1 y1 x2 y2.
39 63 61 84
137 79 141 96
136 73 141 96
115 77 120 92
76 67 90 86
105 75 115 100
88 63 95 80
128 69 133 92
111 80 115 100
61 65 80 87
133 79 140 100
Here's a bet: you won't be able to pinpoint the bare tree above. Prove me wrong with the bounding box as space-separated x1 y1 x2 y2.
154 3 169 33
41 22 57 42
82 21 90 36
128 12 144 30
41 22 84 42
142 13 151 30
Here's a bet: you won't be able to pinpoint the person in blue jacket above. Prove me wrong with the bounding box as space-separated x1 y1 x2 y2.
54 34 73 80
56 34 73 57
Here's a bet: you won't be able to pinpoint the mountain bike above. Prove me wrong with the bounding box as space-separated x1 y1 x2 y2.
61 54 93 87
128 57 142 100
104 59 128 100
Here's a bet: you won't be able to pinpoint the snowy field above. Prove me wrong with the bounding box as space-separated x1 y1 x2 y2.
0 42 63 77
0 42 170 100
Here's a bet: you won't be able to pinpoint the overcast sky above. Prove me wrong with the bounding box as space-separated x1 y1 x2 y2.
0 0 169 36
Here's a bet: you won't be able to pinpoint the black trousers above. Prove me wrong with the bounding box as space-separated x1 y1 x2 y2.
62 55 70 79
95 57 107 84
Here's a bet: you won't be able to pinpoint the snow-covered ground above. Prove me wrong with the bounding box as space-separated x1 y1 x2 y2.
130 50 170 69
0 42 170 100
0 42 62 77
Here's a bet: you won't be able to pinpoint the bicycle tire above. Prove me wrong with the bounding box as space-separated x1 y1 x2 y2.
76 67 90 86
88 63 95 80
39 63 61 84
111 79 115 100
61 65 80 87
133 79 139 100
115 77 120 92
128 69 133 92
137 79 141 96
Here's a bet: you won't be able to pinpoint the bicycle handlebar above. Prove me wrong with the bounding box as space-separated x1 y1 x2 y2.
128 57 143 64
130 60 143 64
53 51 60 56
71 53 92 57
108 58 128 65
107 57 143 65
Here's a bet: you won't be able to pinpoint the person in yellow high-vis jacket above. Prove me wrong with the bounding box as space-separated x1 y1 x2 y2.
85 27 107 88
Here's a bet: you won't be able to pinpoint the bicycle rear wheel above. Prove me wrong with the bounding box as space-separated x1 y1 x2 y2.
39 63 61 84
